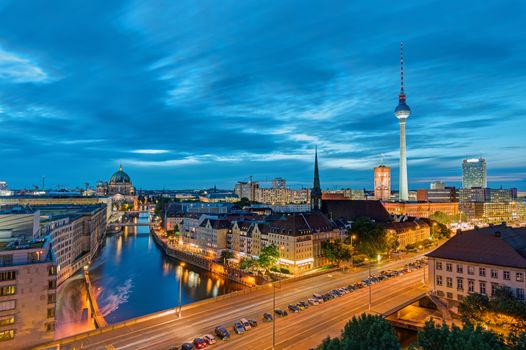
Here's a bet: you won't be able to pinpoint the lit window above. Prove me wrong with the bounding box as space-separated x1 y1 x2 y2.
456 265 463 273
0 329 14 342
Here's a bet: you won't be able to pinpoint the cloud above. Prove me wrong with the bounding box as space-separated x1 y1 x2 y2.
130 149 170 154
0 46 49 83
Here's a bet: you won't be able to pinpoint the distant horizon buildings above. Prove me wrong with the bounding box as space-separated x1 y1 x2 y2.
462 158 487 189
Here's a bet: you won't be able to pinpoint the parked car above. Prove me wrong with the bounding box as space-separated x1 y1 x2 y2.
203 334 216 345
193 338 207 349
248 319 258 327
240 318 251 331
168 346 179 350
214 326 230 340
181 343 194 350
233 322 245 334
274 309 288 317
298 301 309 309
288 304 301 313
308 298 318 306
263 312 273 321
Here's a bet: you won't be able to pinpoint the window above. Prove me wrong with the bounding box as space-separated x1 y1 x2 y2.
48 280 57 290
0 286 16 297
0 316 14 326
436 275 443 286
436 262 442 270
48 294 56 304
468 280 475 293
0 255 13 267
517 272 524 282
49 266 57 276
457 294 464 301
0 330 14 342
446 277 453 288
457 265 463 273
504 271 510 280
517 288 525 301
446 292 453 299
479 267 486 277
0 271 16 282
491 284 499 296
468 266 475 275
457 278 463 290
0 300 15 311
480 282 486 295
446 263 452 272
45 322 55 332
47 308 55 318
491 269 498 279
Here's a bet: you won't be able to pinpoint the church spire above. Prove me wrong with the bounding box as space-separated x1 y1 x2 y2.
119 163 123 172
311 146 322 211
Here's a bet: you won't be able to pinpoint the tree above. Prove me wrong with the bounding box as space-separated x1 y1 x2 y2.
220 250 235 264
429 211 452 225
414 320 505 350
240 257 256 270
430 221 451 240
322 239 352 266
350 218 389 258
173 224 179 233
258 244 280 272
458 293 490 324
316 313 400 350
234 197 252 208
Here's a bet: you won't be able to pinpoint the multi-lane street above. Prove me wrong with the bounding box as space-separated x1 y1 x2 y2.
36 258 428 350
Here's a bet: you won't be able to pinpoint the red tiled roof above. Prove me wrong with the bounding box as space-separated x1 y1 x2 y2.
426 225 526 269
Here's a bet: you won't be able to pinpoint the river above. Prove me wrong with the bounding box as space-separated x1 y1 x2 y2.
55 212 244 338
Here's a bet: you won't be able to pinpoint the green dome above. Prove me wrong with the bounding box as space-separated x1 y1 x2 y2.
110 165 131 184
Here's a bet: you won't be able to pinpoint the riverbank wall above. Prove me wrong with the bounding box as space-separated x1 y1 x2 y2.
151 230 261 287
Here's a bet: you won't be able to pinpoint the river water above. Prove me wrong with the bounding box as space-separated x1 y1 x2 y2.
56 212 244 338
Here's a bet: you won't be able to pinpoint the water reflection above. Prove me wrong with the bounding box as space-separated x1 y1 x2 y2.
89 213 244 323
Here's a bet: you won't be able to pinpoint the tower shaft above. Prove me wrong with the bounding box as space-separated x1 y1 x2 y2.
399 120 408 201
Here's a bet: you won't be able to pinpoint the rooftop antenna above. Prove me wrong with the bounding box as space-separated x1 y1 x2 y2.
380 153 385 166
42 176 45 192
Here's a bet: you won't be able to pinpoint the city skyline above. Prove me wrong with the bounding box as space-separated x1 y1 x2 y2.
1 1 526 189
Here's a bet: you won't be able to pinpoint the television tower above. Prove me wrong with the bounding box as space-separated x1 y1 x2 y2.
394 42 411 201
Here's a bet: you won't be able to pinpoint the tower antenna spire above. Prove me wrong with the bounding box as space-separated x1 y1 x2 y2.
399 41 406 103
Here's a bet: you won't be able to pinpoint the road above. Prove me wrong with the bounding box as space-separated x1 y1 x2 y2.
37 255 428 350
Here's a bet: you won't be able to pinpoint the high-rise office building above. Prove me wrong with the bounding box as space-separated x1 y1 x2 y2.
430 181 446 190
272 177 286 189
462 158 487 189
394 42 411 201
374 165 391 201
234 179 259 202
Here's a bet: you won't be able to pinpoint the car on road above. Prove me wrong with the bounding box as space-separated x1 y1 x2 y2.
193 338 207 349
203 334 216 345
274 309 288 317
298 301 309 309
181 343 194 350
307 298 318 306
240 318 251 331
248 319 258 327
263 312 273 321
288 304 301 313
214 325 230 340
233 322 245 334
168 346 179 350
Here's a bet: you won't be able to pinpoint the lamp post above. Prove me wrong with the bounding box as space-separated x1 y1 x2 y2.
365 257 372 311
270 281 281 349
178 262 186 318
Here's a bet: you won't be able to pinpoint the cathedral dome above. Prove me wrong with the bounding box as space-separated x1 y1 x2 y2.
110 165 131 184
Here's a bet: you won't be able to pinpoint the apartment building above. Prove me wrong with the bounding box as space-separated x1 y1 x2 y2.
427 224 526 307
0 238 57 350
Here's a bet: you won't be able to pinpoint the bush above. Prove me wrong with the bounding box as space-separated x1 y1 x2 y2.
405 243 417 251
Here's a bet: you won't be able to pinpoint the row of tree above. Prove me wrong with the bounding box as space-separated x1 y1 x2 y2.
316 313 526 350
221 244 281 274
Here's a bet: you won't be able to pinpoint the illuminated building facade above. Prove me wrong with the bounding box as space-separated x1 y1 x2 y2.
374 165 391 201
382 201 459 218
462 158 487 189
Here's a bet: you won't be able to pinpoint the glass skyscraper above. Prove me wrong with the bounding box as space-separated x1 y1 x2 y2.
462 158 487 189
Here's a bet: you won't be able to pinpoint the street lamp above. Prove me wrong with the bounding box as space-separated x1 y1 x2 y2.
365 257 372 311
178 262 186 318
270 281 281 349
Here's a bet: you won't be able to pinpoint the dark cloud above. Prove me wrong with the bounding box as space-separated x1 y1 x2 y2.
0 0 524 189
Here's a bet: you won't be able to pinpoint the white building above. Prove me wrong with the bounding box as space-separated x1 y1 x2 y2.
427 224 526 306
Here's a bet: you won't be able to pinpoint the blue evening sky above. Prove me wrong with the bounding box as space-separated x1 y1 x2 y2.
0 0 525 190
